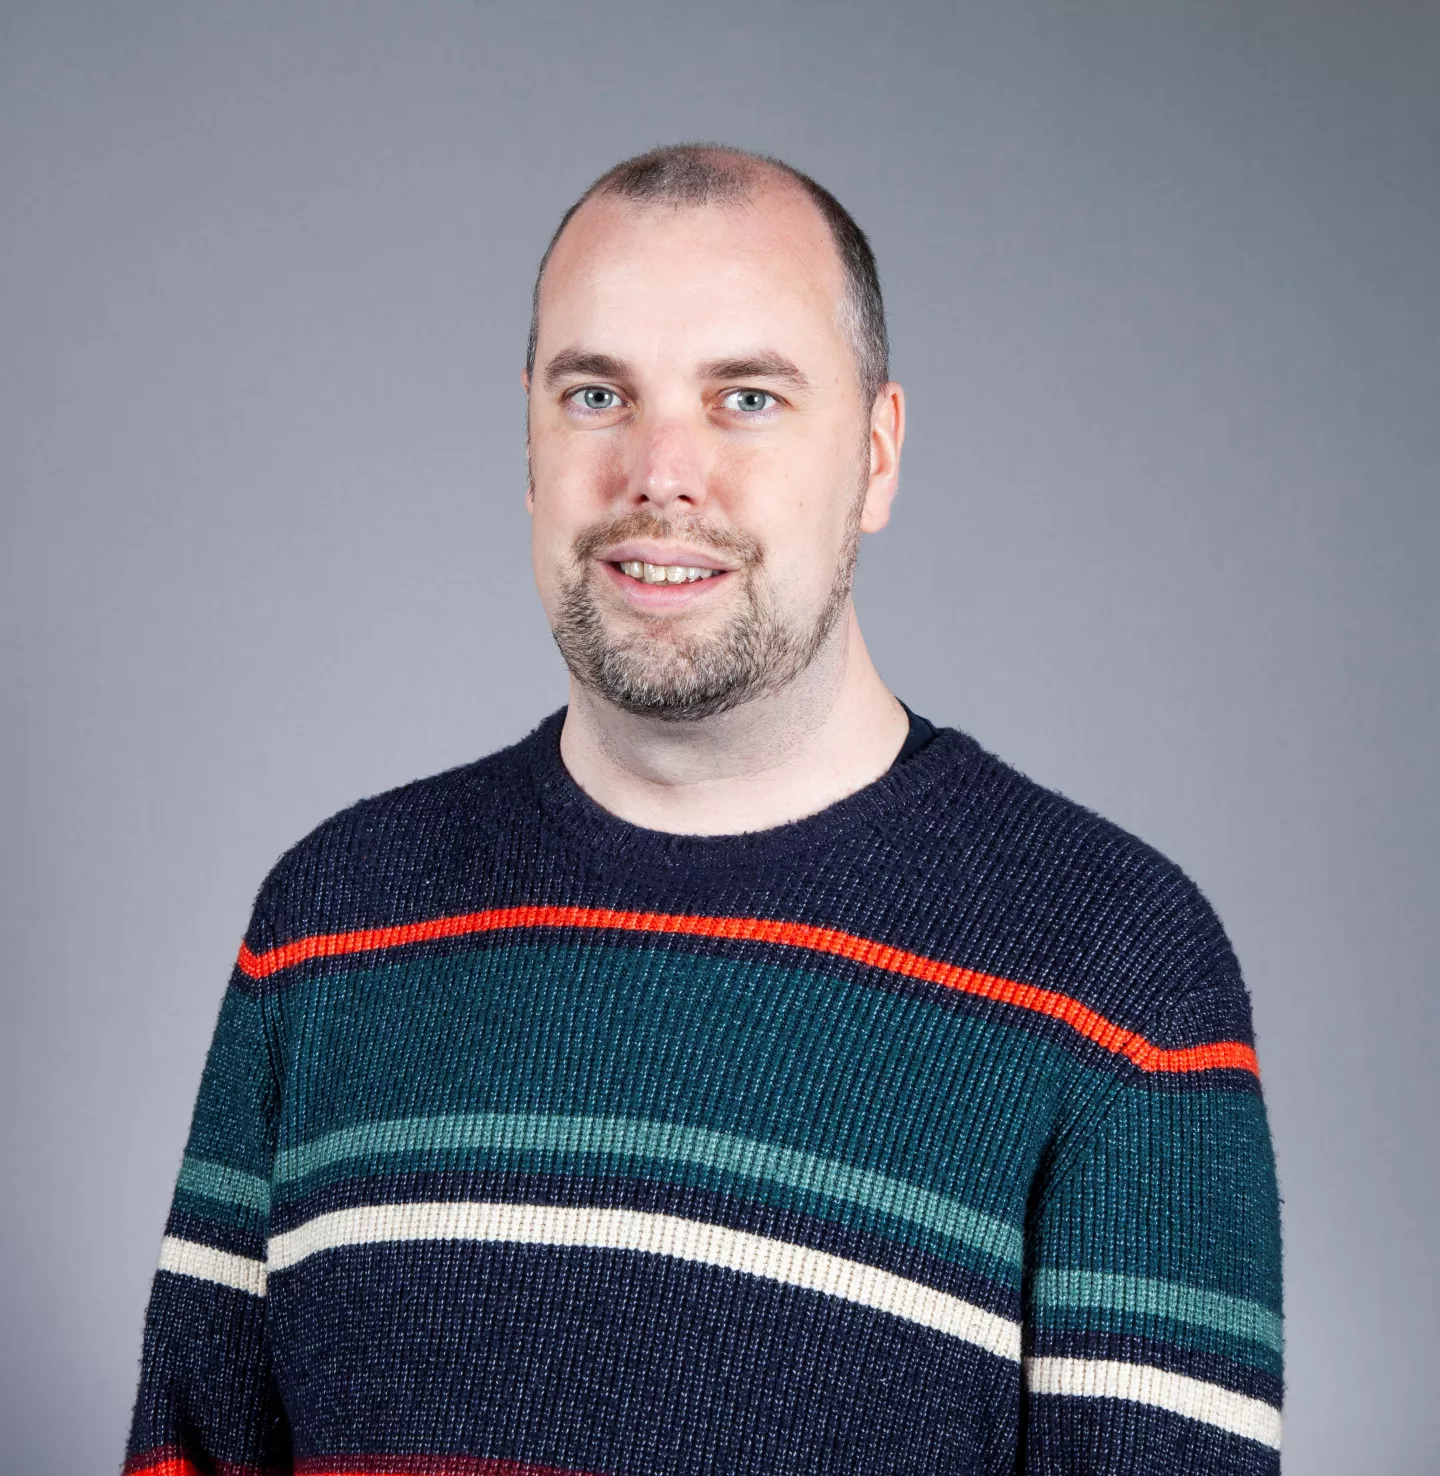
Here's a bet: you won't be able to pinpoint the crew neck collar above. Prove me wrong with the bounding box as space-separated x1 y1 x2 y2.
521 707 979 879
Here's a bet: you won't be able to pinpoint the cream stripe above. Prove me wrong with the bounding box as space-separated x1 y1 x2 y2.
1025 1356 1282 1450
268 1201 1020 1361
157 1234 267 1297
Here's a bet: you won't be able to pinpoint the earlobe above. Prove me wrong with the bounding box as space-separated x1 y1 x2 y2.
521 369 531 393
859 480 897 534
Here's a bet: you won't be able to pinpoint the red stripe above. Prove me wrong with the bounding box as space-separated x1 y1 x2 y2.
125 1451 278 1476
125 1458 591 1476
236 905 1259 1078
295 1461 603 1475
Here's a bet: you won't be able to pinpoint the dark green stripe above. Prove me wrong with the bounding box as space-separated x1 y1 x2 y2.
275 940 1088 1207
1034 1086 1283 1313
185 987 276 1176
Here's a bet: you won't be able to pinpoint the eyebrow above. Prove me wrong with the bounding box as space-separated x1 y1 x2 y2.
541 350 634 391
541 347 812 394
698 353 811 391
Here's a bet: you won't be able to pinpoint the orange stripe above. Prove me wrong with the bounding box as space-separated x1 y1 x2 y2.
295 1463 598 1476
125 1456 277 1476
127 1458 572 1476
236 905 1258 1078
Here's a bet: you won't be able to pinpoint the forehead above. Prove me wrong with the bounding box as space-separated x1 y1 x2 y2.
536 185 850 365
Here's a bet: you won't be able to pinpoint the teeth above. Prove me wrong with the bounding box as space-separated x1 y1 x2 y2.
618 560 718 584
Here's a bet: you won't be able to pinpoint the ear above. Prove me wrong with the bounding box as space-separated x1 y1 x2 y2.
859 382 905 534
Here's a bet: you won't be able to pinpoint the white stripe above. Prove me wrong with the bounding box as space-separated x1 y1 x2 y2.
157 1234 267 1297
268 1201 1020 1361
1025 1356 1282 1450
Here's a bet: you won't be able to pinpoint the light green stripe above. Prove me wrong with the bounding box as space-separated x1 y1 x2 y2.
1032 1269 1283 1353
274 1112 1022 1269
177 1155 271 1214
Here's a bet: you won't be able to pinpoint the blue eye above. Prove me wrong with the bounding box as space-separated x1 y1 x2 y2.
575 387 619 411
723 389 777 414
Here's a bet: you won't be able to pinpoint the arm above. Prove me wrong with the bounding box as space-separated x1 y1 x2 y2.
123 936 291 1475
1022 991 1284 1474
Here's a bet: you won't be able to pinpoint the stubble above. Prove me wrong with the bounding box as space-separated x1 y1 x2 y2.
549 499 863 723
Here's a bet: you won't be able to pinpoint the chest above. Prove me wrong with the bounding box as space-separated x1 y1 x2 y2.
270 935 1067 1272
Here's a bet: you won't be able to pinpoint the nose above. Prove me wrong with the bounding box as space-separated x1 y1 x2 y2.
629 414 710 512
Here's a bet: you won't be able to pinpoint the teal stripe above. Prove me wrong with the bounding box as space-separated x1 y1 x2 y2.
275 1112 1023 1269
1032 1268 1283 1354
177 1155 271 1214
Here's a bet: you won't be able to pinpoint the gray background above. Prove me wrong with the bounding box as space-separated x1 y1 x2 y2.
2 1 1436 1470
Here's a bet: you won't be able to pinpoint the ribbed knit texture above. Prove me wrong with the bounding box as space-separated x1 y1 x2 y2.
125 710 1283 1475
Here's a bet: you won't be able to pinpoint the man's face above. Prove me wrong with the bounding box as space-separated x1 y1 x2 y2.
526 184 893 720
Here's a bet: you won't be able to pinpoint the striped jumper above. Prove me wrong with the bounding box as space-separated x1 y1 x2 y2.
126 709 1283 1475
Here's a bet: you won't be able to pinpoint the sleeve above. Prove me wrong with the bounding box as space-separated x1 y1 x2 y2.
1022 989 1284 1475
123 921 292 1475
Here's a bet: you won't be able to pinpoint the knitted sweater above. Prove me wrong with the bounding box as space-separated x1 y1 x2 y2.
125 711 1283 1475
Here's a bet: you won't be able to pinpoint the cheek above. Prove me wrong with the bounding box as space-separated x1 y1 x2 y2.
730 447 857 588
531 423 629 512
528 437 629 605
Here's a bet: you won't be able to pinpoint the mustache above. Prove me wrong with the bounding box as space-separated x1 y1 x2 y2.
571 510 763 568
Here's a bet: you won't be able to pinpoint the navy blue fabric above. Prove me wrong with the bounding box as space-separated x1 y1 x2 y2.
1023 1397 1278 1476
892 704 939 767
129 1278 291 1470
269 1242 1020 1474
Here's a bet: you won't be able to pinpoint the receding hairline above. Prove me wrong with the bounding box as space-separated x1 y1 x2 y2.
538 160 841 302
586 147 799 212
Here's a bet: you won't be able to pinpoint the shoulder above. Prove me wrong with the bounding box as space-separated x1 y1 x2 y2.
240 713 559 955
915 731 1253 1050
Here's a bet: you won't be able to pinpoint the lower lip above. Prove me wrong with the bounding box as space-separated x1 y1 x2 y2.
600 561 734 609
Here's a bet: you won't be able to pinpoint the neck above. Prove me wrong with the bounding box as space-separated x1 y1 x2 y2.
558 607 909 836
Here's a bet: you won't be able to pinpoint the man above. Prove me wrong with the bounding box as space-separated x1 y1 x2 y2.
125 145 1283 1475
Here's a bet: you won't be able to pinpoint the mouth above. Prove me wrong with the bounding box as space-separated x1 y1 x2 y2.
614 560 720 586
595 550 738 609
593 536 744 605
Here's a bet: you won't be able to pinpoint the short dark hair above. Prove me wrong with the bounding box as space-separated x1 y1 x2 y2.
526 144 890 406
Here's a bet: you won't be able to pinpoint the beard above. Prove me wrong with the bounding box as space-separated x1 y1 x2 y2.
549 498 863 723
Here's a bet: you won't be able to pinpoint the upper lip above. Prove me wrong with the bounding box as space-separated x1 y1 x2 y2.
600 541 737 572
